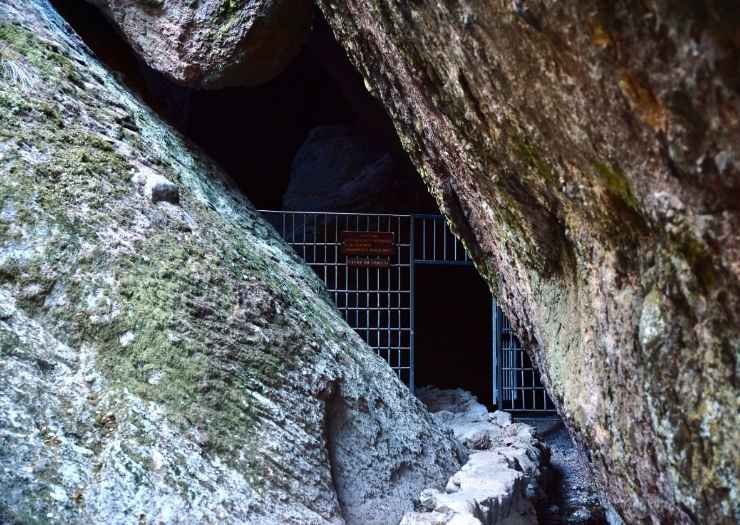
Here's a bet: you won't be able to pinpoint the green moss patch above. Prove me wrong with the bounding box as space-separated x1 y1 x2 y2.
513 137 558 186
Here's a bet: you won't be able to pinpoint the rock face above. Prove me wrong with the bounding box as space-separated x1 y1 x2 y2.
316 1 740 523
83 0 312 88
283 125 422 214
403 388 548 525
0 2 462 523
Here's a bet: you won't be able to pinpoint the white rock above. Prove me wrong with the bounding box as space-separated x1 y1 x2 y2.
400 511 455 525
410 388 546 525
489 410 512 427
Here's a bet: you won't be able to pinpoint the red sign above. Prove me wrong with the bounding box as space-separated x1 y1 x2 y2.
342 231 394 268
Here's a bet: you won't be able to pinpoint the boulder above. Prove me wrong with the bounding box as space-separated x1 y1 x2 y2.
316 2 740 522
283 125 422 213
83 0 312 89
0 2 462 524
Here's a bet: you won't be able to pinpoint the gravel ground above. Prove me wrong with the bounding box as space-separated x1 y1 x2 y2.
520 418 607 524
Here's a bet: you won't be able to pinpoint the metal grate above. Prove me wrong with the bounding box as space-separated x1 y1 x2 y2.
495 308 556 413
261 210 555 414
414 214 471 265
261 210 414 387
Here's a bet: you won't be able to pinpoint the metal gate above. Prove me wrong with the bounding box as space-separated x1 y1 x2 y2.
261 210 555 414
495 308 556 413
261 211 414 385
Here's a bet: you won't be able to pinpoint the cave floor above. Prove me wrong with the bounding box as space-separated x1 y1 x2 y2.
520 418 608 525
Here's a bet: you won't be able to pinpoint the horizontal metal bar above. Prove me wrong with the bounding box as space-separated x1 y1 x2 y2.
289 242 412 248
329 289 411 294
259 209 413 219
310 266 411 271
413 213 447 219
414 260 474 267
336 307 412 311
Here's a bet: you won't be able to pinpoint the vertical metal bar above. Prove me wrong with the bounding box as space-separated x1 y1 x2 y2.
432 218 437 261
491 296 498 408
365 215 370 346
496 304 503 408
452 227 460 262
290 213 295 244
355 215 359 335
520 341 525 409
443 219 448 260
387 217 392 375
409 215 415 393
340 215 345 320
422 217 426 261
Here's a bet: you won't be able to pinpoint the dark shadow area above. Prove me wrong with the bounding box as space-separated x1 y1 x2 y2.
527 420 608 525
49 0 437 212
414 266 494 409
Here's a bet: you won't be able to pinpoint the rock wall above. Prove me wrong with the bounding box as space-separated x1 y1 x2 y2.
0 1 462 523
315 1 739 523
82 0 313 88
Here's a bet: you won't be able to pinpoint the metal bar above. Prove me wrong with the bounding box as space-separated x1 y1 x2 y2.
443 220 447 260
491 296 498 407
414 260 474 267
409 214 415 393
422 217 426 261
432 218 437 261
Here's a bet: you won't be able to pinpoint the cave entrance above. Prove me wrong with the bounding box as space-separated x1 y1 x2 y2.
261 210 556 414
53 0 555 415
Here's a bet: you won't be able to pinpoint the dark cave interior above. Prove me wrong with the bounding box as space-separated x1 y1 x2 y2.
50 0 435 211
415 266 495 409
51 0 496 408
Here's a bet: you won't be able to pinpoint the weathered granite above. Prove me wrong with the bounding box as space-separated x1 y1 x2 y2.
0 2 462 523
83 0 312 88
315 1 740 523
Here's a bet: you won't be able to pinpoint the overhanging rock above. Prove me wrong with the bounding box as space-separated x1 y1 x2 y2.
316 1 740 522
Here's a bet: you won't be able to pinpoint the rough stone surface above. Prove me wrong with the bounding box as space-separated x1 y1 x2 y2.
418 388 516 452
83 0 312 89
283 125 422 214
407 388 548 525
0 2 462 524
316 1 740 522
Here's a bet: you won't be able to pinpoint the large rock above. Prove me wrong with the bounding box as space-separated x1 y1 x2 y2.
83 0 312 88
0 2 462 523
316 1 739 523
283 125 421 213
